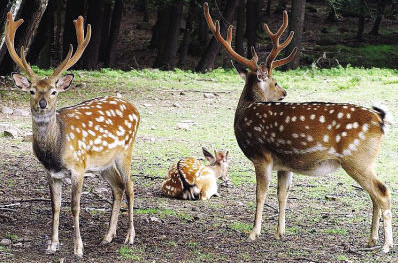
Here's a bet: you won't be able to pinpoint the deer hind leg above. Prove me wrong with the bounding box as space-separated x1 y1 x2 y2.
46 177 62 254
115 155 135 246
275 171 293 240
249 161 272 241
342 164 393 253
71 172 85 257
101 166 124 244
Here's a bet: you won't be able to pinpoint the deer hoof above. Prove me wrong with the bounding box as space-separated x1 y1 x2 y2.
248 231 259 241
368 237 378 247
275 232 284 240
45 242 59 254
382 243 393 253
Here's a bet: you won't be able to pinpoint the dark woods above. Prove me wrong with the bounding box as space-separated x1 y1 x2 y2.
0 0 396 75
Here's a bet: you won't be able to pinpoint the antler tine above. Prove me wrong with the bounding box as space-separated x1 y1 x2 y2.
50 16 91 81
204 2 258 72
264 10 296 75
5 12 37 80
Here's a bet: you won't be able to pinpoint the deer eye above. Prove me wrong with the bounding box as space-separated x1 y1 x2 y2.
51 90 57 95
30 90 35 95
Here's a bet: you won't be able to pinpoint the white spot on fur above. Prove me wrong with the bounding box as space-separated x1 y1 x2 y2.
319 115 325 123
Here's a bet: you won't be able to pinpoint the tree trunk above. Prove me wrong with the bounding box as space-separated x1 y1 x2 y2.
266 0 272 16
235 0 246 56
356 0 366 41
153 0 184 69
79 0 105 70
149 4 171 49
27 0 58 68
245 0 257 56
0 0 24 66
0 0 48 75
369 0 387 35
285 0 306 70
195 0 239 72
99 0 113 63
143 0 149 22
104 0 123 67
179 0 196 67
197 0 209 45
62 0 86 59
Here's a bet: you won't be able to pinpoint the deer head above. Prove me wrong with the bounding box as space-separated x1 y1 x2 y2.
202 147 229 181
204 3 297 102
5 12 91 117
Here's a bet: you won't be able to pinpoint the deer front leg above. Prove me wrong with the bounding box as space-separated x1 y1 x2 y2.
71 173 84 257
46 177 62 254
275 171 293 240
249 161 272 241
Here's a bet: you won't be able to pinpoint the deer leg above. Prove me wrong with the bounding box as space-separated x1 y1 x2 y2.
275 171 293 240
115 157 135 245
343 164 393 253
71 173 84 257
46 177 62 254
101 167 124 244
369 196 381 247
249 161 272 241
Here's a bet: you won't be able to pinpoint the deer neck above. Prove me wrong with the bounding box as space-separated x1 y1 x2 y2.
235 78 263 126
205 164 221 179
31 109 65 172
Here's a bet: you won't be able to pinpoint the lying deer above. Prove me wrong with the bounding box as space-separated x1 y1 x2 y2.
204 3 393 253
5 13 140 256
162 148 229 200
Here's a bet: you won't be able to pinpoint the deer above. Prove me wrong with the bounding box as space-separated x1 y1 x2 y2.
162 148 229 200
203 3 393 253
5 13 140 257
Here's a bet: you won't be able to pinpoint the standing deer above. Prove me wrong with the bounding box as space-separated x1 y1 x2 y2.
162 148 229 200
204 3 393 253
5 13 140 256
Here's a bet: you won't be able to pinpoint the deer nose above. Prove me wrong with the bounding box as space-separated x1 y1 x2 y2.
39 99 47 109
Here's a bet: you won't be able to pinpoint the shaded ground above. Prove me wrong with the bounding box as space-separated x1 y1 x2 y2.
0 68 397 262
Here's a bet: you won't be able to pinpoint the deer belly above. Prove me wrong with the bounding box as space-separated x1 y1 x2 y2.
273 157 341 176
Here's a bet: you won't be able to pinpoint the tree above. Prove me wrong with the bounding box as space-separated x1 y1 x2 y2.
179 0 197 66
370 0 387 35
285 0 306 70
235 0 246 56
356 0 366 41
62 0 86 59
0 0 49 75
153 0 184 69
79 0 105 69
104 0 123 67
245 0 257 56
195 0 239 72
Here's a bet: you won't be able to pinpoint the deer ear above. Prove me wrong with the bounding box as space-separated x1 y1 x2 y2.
202 147 215 163
12 73 31 91
56 74 74 92
232 61 247 80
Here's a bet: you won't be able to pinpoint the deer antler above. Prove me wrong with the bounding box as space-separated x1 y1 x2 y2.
264 11 297 75
203 2 258 72
50 16 91 81
5 12 37 81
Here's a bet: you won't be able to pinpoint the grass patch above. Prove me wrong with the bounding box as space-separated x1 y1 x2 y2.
228 222 252 233
323 228 349 235
119 245 144 261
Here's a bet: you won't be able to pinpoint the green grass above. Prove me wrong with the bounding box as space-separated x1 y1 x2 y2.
323 228 349 235
119 245 144 261
228 222 252 233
